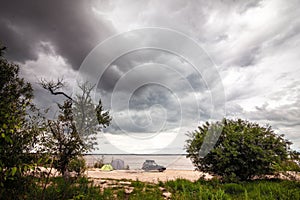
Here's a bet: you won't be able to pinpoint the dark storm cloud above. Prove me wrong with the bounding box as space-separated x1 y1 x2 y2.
99 49 209 93
0 0 114 69
129 84 175 109
94 47 217 134
1 0 299 152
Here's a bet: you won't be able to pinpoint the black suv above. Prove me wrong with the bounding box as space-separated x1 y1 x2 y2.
142 160 166 172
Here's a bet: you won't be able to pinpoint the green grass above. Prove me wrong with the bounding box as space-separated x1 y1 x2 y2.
27 177 105 200
164 178 300 200
19 176 163 200
1 176 300 199
165 178 230 200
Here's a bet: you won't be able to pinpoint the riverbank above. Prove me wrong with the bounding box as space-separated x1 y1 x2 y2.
85 168 300 184
86 169 212 183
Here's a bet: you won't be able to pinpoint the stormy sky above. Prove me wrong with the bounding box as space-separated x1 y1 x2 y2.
0 0 299 154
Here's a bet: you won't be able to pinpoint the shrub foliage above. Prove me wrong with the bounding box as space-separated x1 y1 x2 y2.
0 44 44 190
186 118 293 181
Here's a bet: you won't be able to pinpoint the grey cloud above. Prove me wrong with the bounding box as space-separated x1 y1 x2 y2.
95 47 218 134
0 18 39 62
106 83 196 133
235 46 261 67
270 22 300 48
237 0 263 14
186 73 208 92
1 0 299 152
99 49 209 93
224 103 244 117
224 101 300 149
0 0 114 69
199 1 300 68
227 96 300 137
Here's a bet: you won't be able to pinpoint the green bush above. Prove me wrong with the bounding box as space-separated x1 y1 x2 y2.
68 156 86 177
279 160 300 172
0 43 45 198
186 118 292 181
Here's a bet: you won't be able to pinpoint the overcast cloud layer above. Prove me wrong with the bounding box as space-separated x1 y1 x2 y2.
0 0 299 153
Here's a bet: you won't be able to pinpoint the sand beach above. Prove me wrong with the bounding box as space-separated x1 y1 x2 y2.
86 169 212 183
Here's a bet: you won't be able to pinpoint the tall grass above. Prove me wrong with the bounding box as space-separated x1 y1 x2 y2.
22 176 163 200
26 177 106 200
2 175 299 199
165 178 300 200
165 178 230 200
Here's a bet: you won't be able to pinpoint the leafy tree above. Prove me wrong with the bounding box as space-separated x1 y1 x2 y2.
46 100 85 177
67 156 86 177
0 43 44 192
41 79 111 177
41 79 111 152
186 118 292 181
73 82 111 151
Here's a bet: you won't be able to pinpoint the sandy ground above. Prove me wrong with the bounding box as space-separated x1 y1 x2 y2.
85 169 212 183
37 167 300 183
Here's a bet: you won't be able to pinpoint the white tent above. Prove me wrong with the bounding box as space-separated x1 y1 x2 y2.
111 159 125 170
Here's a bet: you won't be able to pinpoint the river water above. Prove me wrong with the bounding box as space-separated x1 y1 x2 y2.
84 154 195 170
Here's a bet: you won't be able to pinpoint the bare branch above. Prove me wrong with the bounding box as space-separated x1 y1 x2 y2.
40 78 73 101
